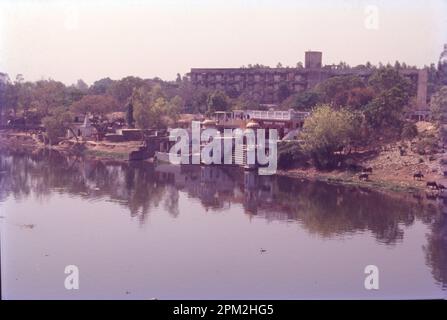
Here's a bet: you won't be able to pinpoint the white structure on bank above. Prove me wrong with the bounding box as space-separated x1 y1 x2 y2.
67 114 95 139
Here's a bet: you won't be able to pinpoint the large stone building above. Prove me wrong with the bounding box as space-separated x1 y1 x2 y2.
190 51 428 112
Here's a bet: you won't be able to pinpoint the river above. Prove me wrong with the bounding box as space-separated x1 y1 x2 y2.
0 149 446 299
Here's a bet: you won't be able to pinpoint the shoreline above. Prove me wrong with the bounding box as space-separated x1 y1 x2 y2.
276 169 423 194
0 130 440 196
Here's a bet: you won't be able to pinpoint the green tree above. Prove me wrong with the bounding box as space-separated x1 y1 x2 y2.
107 76 146 106
89 77 114 95
0 73 9 124
207 90 230 114
32 80 67 115
284 91 321 110
300 105 361 168
132 86 175 129
125 102 135 128
169 95 184 119
70 94 118 116
364 85 409 136
42 107 73 145
364 67 414 136
316 75 366 108
368 66 414 94
430 86 447 125
401 122 418 140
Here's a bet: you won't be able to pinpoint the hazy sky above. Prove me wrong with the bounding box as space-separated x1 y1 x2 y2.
0 0 446 85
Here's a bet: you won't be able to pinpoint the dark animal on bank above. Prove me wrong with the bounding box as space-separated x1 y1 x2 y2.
438 184 446 192
413 172 424 180
362 167 373 173
358 173 369 181
426 181 438 190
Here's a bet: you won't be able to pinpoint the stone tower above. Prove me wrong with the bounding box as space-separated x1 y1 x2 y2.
304 51 322 69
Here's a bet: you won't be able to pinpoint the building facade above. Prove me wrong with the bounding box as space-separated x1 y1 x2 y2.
190 51 427 111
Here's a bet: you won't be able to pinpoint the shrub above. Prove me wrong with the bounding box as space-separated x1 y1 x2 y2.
299 105 362 169
401 122 418 140
277 141 309 169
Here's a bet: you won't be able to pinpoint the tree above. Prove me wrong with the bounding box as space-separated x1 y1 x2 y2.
206 90 230 114
283 91 321 110
132 86 174 129
70 94 118 116
75 79 89 92
169 95 184 119
277 83 291 102
401 122 418 140
364 67 414 136
192 88 211 114
346 87 374 109
32 80 67 115
430 86 447 125
42 106 73 145
368 66 414 94
316 75 366 108
107 76 146 106
364 87 408 136
89 77 114 95
125 102 135 128
0 72 9 124
132 88 152 129
299 105 361 168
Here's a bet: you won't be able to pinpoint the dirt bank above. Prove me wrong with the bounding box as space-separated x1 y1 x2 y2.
0 129 143 162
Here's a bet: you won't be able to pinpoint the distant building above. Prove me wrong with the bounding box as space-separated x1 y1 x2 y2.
189 50 427 112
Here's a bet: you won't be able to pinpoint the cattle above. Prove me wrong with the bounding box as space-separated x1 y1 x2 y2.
426 181 438 190
362 167 373 173
358 173 369 181
413 172 424 180
438 184 446 192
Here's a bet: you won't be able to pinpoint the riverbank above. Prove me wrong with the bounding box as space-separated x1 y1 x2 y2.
278 143 444 194
0 129 443 195
277 168 423 193
0 129 143 162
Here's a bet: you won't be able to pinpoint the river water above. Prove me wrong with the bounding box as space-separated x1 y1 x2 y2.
0 149 446 299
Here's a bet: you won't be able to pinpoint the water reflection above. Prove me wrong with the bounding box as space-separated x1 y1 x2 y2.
0 149 446 294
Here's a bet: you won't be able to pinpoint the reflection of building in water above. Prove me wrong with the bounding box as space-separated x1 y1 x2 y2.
155 163 201 189
243 171 275 215
154 163 283 215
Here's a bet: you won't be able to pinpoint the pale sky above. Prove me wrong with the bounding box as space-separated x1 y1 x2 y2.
0 0 446 85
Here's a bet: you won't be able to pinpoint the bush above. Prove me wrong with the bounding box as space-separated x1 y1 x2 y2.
277 141 309 169
299 105 362 169
401 122 418 140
